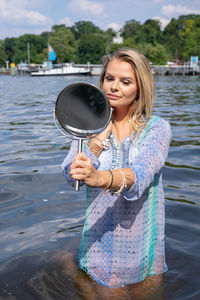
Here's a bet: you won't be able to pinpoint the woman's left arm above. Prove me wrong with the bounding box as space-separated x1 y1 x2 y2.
122 117 172 200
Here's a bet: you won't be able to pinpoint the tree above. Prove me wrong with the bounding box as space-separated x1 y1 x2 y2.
0 40 7 67
71 21 102 40
134 19 162 46
3 37 17 63
48 25 77 63
136 43 169 64
12 34 47 64
78 33 108 63
163 14 200 61
122 19 141 39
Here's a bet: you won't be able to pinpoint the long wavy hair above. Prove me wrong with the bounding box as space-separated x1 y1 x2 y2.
99 47 154 134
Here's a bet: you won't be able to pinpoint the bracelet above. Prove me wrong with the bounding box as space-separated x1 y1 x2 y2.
111 170 127 195
103 170 113 191
94 137 110 150
88 142 102 157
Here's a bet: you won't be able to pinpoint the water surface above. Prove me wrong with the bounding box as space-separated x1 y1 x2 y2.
0 75 199 299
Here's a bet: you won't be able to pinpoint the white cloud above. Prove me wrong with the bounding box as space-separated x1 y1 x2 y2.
161 4 200 18
58 17 73 27
0 0 53 27
106 23 121 32
68 0 104 16
153 17 170 29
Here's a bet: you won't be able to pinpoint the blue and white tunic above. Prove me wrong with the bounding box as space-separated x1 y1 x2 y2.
61 116 172 288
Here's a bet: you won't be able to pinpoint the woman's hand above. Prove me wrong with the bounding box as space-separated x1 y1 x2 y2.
70 153 100 187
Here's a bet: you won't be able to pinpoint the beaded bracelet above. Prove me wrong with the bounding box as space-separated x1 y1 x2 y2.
111 170 127 195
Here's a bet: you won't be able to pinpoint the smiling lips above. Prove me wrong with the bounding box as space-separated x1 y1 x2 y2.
107 93 121 100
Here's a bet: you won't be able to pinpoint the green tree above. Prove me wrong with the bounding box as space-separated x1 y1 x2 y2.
122 19 141 39
0 40 7 67
78 33 108 63
136 43 169 64
12 34 47 64
48 25 77 63
163 14 200 61
134 19 162 46
71 21 102 40
3 37 17 63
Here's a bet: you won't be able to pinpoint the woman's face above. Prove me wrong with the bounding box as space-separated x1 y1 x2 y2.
102 58 138 111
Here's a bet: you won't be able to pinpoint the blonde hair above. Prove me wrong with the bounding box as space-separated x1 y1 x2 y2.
99 47 154 134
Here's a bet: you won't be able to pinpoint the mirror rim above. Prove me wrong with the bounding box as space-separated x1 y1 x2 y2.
55 81 112 139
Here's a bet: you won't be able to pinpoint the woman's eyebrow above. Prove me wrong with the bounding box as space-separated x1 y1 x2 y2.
121 76 134 81
105 73 133 81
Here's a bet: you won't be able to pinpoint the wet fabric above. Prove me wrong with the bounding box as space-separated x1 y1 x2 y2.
61 116 172 288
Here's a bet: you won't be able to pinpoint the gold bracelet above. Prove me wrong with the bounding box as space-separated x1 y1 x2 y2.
103 170 113 191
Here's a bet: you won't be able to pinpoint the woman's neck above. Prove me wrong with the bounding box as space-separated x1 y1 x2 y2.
112 109 131 143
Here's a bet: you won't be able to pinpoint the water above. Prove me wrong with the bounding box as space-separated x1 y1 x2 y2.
0 74 199 299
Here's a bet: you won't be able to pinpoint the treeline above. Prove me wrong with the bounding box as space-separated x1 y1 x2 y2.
0 14 199 67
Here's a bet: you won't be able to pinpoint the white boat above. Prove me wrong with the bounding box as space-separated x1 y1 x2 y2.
30 63 90 76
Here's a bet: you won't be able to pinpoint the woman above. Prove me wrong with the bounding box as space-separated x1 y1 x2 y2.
61 48 171 291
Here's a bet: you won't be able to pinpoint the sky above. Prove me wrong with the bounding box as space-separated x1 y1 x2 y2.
0 0 200 39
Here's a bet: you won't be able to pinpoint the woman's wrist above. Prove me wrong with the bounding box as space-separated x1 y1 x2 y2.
93 137 110 149
98 170 111 188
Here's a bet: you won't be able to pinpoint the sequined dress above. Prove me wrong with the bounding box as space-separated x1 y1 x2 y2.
61 116 172 288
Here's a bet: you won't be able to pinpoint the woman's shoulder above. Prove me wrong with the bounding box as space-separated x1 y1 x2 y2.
137 115 171 142
146 115 171 131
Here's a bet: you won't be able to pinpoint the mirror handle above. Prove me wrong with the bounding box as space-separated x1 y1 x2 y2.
75 139 83 191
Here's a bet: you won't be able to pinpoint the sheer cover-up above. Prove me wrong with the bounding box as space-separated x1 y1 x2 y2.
61 116 172 288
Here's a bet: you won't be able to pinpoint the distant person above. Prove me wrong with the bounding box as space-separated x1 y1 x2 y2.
61 47 171 298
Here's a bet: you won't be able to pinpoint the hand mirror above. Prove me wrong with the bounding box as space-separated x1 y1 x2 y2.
54 82 112 191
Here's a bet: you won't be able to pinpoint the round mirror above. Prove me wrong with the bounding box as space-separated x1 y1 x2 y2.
55 82 112 139
54 82 112 191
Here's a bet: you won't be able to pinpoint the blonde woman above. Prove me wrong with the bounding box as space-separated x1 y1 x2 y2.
61 48 171 292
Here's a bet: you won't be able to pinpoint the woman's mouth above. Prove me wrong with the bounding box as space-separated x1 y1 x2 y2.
107 93 121 100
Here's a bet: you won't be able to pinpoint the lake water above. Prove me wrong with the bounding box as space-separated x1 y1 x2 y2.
0 74 199 299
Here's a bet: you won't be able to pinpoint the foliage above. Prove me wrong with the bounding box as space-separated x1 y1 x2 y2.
3 38 16 63
71 21 102 40
163 14 200 61
0 40 7 67
48 25 77 63
1 14 200 65
135 19 163 46
136 43 169 64
78 33 109 64
122 19 141 39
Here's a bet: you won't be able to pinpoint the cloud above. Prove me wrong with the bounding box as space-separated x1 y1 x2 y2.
0 0 53 27
153 17 170 29
58 17 73 27
68 0 104 16
161 4 200 18
106 23 121 32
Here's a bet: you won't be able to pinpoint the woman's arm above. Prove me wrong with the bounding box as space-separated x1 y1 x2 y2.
69 152 135 191
122 117 172 200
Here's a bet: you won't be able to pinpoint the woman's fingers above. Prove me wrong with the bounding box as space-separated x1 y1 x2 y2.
70 153 92 180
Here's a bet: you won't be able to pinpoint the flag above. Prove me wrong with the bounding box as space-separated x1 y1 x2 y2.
48 44 56 61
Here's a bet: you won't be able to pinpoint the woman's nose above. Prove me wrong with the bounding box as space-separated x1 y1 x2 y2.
110 80 119 91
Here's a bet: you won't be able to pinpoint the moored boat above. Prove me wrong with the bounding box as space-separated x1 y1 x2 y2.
30 63 90 76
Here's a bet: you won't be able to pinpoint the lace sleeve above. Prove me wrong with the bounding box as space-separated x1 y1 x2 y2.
122 117 172 200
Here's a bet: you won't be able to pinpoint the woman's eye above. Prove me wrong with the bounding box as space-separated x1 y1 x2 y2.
122 81 130 85
105 76 113 81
